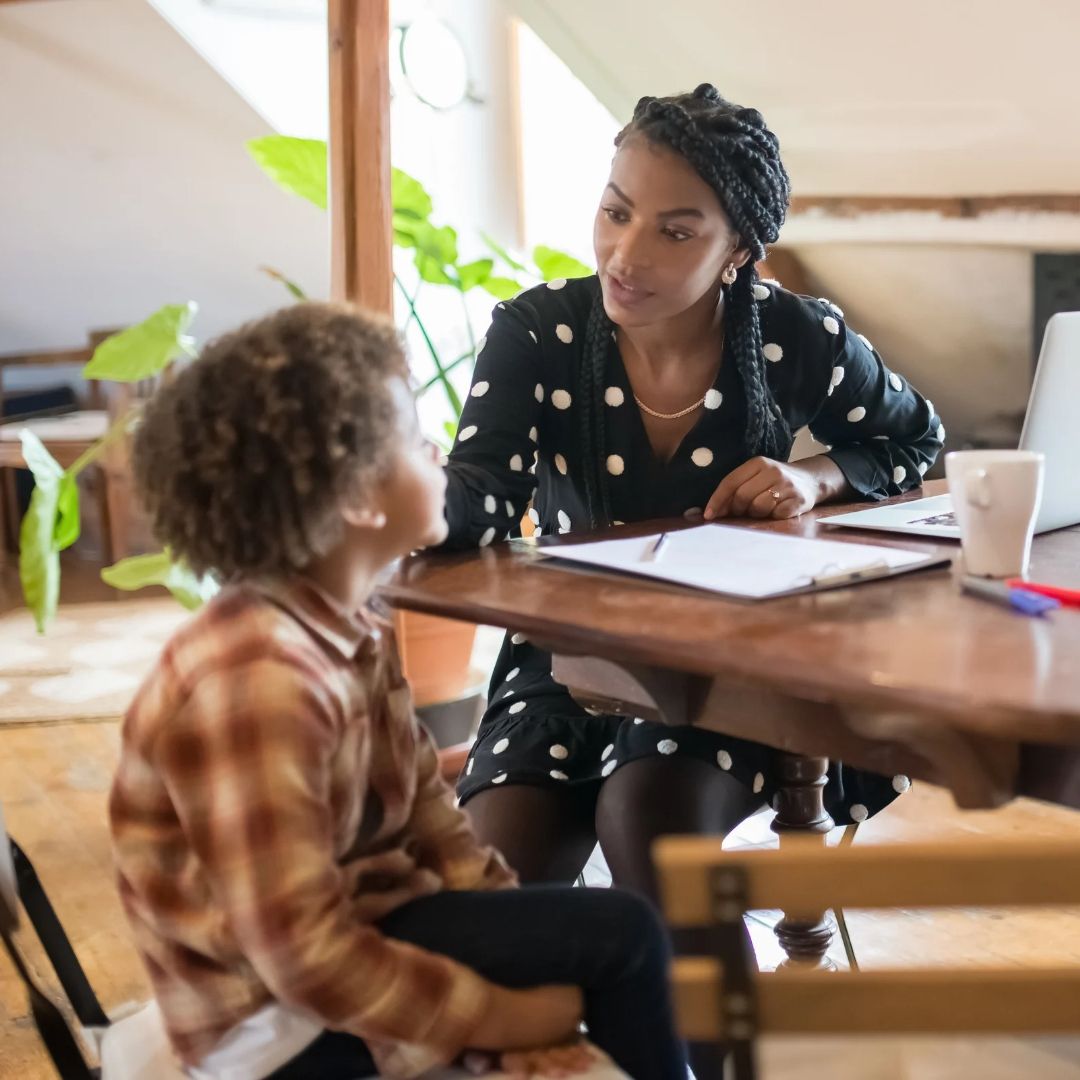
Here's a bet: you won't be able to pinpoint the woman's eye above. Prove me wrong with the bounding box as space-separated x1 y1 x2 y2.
603 207 628 223
664 228 692 242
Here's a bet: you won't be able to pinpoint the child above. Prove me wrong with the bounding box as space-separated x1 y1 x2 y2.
108 303 687 1080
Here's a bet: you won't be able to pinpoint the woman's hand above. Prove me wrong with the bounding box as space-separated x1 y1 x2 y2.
704 455 850 521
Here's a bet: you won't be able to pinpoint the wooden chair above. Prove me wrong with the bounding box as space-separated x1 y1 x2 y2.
654 835 1080 1079
0 331 127 569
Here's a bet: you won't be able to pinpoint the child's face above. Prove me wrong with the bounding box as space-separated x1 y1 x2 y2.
376 378 448 553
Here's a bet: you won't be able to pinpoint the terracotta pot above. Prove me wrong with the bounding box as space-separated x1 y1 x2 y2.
393 608 478 708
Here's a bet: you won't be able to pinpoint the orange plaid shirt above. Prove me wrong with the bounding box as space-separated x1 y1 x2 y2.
109 578 516 1078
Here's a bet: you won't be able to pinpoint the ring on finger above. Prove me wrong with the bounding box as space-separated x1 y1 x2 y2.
769 488 783 502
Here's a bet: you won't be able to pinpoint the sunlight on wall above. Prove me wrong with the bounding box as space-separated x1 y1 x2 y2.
516 21 618 271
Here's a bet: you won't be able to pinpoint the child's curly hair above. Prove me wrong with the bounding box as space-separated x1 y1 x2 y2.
133 302 409 580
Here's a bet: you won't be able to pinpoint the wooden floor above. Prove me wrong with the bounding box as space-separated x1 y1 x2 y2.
4 559 1080 1076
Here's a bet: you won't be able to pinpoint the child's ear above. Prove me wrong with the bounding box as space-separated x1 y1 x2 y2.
341 498 387 530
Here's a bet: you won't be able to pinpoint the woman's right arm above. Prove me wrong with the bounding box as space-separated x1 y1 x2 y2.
439 301 546 551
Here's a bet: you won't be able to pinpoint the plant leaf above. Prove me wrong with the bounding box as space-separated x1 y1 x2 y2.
54 475 80 552
259 265 308 301
443 419 458 444
83 303 198 382
247 135 328 210
415 255 456 287
413 223 459 266
17 433 65 632
457 258 493 292
101 550 217 610
391 167 433 221
532 246 593 281
481 276 523 301
481 231 528 273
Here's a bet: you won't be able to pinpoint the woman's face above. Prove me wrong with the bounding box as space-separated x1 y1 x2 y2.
593 135 748 327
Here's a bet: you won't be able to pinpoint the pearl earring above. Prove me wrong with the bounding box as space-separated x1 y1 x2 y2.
721 264 738 286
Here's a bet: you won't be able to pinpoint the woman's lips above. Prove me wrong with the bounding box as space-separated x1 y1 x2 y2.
606 273 653 308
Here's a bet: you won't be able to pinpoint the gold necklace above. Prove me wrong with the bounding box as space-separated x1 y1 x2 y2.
618 326 723 422
633 393 708 420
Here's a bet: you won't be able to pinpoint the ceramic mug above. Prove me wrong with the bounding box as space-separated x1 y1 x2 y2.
944 449 1044 578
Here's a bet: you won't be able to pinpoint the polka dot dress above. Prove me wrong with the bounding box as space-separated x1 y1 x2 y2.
442 277 941 826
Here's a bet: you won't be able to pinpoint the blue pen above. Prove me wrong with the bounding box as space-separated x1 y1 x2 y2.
961 576 1061 617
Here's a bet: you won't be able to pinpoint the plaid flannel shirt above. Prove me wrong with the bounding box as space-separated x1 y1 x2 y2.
109 578 516 1078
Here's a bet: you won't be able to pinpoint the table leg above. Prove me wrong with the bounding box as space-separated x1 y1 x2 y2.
770 752 835 966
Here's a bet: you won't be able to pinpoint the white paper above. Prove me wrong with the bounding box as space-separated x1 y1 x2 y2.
537 524 935 599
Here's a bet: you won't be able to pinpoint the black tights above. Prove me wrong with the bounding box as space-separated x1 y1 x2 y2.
465 755 767 1077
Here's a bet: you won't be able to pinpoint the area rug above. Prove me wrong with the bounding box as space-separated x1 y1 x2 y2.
0 599 190 726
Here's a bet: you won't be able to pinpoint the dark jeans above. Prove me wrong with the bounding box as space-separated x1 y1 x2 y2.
266 885 687 1080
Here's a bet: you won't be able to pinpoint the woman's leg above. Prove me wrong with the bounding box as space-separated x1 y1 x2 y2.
595 755 766 1078
595 755 766 902
379 886 687 1080
464 782 599 884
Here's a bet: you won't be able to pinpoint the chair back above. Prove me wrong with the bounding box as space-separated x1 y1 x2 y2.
654 836 1080 1080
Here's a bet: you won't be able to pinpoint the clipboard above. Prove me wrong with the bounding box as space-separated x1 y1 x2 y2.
529 524 949 601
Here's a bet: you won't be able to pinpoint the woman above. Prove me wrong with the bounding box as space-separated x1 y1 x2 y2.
441 85 941 898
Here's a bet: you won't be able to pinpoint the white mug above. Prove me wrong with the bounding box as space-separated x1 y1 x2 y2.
944 450 1045 578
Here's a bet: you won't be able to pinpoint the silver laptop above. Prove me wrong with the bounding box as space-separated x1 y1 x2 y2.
823 311 1080 540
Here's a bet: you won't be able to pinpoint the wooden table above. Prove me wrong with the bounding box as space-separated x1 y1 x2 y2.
381 480 1080 963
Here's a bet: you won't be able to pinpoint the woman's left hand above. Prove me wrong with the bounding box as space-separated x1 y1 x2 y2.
704 457 822 521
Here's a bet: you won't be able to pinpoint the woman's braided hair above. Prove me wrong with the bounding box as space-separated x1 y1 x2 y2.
580 83 793 527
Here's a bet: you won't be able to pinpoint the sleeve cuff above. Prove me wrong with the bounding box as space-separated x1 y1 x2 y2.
825 447 888 502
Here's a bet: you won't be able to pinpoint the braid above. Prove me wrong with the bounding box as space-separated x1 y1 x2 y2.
613 83 793 459
579 284 614 527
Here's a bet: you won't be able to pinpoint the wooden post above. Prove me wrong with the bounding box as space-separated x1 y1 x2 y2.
328 0 393 315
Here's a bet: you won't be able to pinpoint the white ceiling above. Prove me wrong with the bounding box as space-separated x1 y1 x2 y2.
505 0 1080 197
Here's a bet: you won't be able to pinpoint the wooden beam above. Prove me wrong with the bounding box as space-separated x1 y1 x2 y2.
327 0 393 315
789 193 1080 219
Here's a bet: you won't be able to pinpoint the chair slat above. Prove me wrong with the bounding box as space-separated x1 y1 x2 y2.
655 836 1080 925
674 959 1080 1041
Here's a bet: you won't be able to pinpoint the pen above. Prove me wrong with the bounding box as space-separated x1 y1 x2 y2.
1004 579 1080 608
643 533 669 562
961 576 1061 617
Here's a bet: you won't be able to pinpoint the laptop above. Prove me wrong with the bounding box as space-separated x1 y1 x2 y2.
822 310 1080 540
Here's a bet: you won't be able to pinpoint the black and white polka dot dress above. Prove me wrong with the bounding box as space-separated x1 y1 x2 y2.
442 276 941 825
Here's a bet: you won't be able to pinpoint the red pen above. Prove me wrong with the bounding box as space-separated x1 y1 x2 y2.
1006 579 1080 608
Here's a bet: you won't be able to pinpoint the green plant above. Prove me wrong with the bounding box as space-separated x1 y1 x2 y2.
16 304 205 631
16 138 590 631
247 135 590 444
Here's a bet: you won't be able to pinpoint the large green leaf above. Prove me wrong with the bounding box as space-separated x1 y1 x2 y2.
457 258 493 292
83 303 197 382
101 550 217 610
247 135 328 210
391 167 432 221
412 223 460 287
482 276 523 301
412 223 459 266
17 433 65 632
532 246 593 281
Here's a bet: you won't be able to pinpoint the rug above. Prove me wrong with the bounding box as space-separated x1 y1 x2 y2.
0 599 190 726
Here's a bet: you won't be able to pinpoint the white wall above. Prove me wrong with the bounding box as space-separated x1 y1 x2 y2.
1 0 521 439
0 0 328 364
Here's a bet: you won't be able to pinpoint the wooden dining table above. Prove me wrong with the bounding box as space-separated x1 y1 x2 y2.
380 479 1080 965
